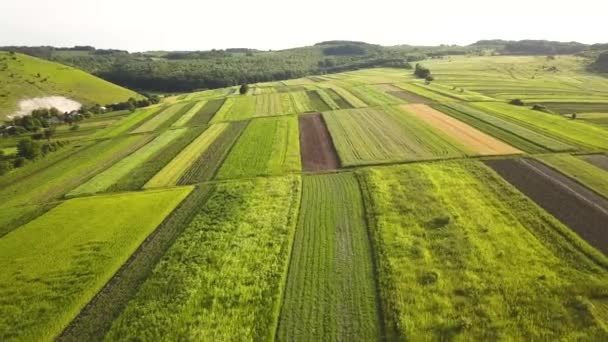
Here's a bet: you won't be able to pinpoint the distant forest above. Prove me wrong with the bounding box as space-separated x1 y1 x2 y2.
2 40 606 93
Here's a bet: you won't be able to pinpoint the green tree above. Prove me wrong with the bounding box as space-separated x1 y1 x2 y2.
239 84 249 95
17 138 41 160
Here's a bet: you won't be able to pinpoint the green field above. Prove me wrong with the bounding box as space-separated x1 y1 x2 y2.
211 96 256 122
171 101 206 127
535 154 608 198
323 106 465 166
0 52 139 120
216 116 300 179
278 173 381 340
95 106 166 138
105 176 301 341
254 93 296 117
131 102 193 133
68 129 188 196
145 124 227 188
0 188 191 341
358 161 608 340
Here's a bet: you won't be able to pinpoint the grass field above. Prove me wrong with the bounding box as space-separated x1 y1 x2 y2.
186 98 224 126
0 52 139 120
105 176 301 341
171 101 206 127
358 161 608 340
0 135 150 207
211 96 256 122
216 116 300 179
96 105 167 138
472 102 608 151
277 173 381 340
535 154 608 198
68 129 188 196
254 93 296 117
435 102 577 152
323 106 465 166
0 188 192 341
145 124 227 188
131 102 193 133
179 121 247 184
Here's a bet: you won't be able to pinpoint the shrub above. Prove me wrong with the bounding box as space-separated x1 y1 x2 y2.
239 84 249 95
509 99 525 106
419 271 439 285
531 104 553 114
13 157 26 168
414 64 432 79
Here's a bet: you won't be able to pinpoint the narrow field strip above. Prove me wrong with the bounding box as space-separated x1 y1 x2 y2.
290 91 316 113
145 124 227 188
349 85 402 106
131 102 191 133
436 102 575 152
402 104 523 155
254 93 297 117
216 116 300 179
535 154 608 198
0 134 151 207
187 98 225 126
0 188 192 341
105 176 301 341
277 174 382 341
358 161 608 340
69 129 188 196
330 86 367 108
58 186 214 342
171 101 206 127
473 102 608 151
96 105 166 138
211 96 256 122
485 158 608 255
298 114 339 171
582 154 608 172
314 88 341 110
178 121 247 184
323 107 464 166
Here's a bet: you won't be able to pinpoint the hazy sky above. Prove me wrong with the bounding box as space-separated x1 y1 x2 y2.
2 0 606 51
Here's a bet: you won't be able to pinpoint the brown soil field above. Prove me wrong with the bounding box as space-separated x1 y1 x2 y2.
485 158 608 255
582 154 608 172
376 84 432 103
403 104 523 156
298 114 339 171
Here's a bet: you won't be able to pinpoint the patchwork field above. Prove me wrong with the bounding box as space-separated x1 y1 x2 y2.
278 173 381 340
358 161 608 340
216 116 300 179
323 106 466 166
0 188 191 341
3 55 608 341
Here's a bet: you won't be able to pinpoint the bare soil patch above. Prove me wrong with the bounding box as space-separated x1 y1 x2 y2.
485 158 608 255
298 114 339 171
403 104 523 155
581 154 608 172
377 84 431 103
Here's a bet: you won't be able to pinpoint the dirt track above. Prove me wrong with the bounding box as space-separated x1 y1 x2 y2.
376 84 432 103
298 114 339 171
485 158 608 255
582 154 608 172
403 104 523 156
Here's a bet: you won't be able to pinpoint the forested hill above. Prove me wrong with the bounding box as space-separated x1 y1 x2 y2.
2 39 606 93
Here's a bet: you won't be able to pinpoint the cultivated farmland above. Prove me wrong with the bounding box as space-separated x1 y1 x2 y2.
0 188 191 341
216 116 300 179
278 173 382 341
3 53 608 341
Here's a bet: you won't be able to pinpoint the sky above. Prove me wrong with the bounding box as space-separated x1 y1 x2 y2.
1 0 606 52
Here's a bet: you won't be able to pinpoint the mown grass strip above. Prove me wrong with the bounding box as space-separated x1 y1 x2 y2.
144 124 227 188
131 102 190 133
178 121 247 184
216 116 300 179
68 129 188 196
96 105 166 138
0 188 192 341
358 161 608 340
171 101 206 127
187 98 225 126
105 176 301 341
58 185 214 342
109 127 205 191
0 203 58 238
277 173 382 341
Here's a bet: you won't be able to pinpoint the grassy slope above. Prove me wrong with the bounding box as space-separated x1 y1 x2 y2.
105 176 301 341
0 188 192 341
0 52 139 120
277 173 381 341
358 161 608 340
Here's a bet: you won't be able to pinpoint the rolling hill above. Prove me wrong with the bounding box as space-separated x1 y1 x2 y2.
0 52 140 120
